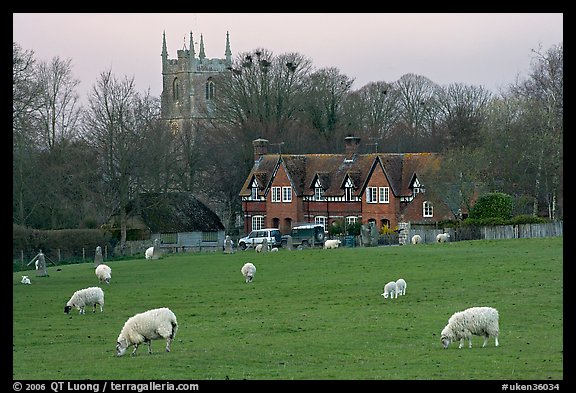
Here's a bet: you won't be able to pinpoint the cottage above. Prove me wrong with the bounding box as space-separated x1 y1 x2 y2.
239 136 453 235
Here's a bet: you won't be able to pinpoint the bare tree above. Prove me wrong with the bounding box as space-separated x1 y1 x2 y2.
82 69 153 249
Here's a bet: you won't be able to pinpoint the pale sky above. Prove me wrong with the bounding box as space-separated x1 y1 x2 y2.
13 13 563 101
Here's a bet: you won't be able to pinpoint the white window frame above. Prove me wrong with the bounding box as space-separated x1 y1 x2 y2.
367 187 377 203
315 216 327 230
314 178 324 200
271 187 281 202
282 187 292 202
379 187 390 203
252 215 264 231
346 216 358 226
423 201 433 217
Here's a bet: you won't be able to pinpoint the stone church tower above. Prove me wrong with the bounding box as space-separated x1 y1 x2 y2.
160 31 232 133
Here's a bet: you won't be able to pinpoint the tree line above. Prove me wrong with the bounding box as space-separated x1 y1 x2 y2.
13 41 563 248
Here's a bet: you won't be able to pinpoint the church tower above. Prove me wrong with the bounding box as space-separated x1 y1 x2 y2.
161 31 232 133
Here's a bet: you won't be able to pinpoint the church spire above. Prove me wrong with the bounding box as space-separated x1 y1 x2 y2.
225 31 232 64
199 34 206 61
161 30 168 60
189 31 196 58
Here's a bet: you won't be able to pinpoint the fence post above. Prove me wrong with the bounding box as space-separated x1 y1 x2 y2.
21 250 24 269
58 249 61 262
83 248 85 262
105 245 108 259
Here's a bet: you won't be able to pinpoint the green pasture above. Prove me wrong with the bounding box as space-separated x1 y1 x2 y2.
13 237 563 380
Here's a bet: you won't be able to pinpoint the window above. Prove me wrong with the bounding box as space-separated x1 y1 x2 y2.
282 187 292 202
423 201 433 217
252 216 264 231
202 231 218 242
251 186 258 200
271 187 281 202
172 78 180 100
315 216 327 230
205 79 215 100
367 187 377 203
346 216 358 226
314 178 324 200
344 177 354 201
379 187 390 203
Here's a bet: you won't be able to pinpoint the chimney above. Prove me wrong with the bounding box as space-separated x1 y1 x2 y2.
253 138 269 162
344 136 361 159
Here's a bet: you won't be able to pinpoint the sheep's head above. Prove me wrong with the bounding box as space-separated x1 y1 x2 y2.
116 338 130 356
441 335 452 349
64 305 72 314
382 291 389 299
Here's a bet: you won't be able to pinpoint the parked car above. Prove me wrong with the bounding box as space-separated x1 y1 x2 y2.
281 224 326 248
238 228 282 251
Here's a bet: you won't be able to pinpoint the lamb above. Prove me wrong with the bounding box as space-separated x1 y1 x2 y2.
324 239 342 249
411 234 422 244
395 278 407 296
116 307 178 357
64 286 104 315
241 262 256 283
381 281 397 299
145 246 154 259
20 275 31 285
95 264 112 284
436 233 451 243
441 306 500 349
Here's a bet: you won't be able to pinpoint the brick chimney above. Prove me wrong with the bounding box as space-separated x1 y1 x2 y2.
344 136 361 159
253 138 269 162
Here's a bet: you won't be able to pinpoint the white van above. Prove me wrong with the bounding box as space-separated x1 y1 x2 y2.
238 228 282 251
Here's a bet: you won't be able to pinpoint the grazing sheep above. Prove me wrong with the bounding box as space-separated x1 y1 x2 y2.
95 264 112 284
241 262 257 283
21 275 31 285
441 306 500 349
116 307 178 357
145 246 154 259
436 233 451 243
270 247 279 252
395 278 407 296
324 239 342 249
381 281 398 299
64 286 104 315
411 234 422 244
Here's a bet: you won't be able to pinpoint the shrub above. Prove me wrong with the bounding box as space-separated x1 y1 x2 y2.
469 192 514 220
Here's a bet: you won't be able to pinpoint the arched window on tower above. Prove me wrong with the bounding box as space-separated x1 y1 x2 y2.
205 78 215 100
173 78 180 101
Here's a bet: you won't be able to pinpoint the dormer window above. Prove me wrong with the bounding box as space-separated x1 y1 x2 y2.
250 178 259 200
413 177 425 194
314 178 324 200
344 177 354 201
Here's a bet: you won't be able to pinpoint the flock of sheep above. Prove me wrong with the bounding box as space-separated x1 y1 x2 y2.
23 230 498 356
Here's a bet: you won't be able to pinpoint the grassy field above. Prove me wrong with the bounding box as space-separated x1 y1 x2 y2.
12 237 563 381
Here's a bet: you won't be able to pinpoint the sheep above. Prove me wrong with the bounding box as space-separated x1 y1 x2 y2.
381 281 397 299
64 286 104 315
116 307 178 357
241 262 256 283
411 234 422 244
324 239 342 249
270 247 279 252
20 275 31 285
145 246 154 259
395 278 407 296
441 306 500 349
95 264 112 284
436 233 451 243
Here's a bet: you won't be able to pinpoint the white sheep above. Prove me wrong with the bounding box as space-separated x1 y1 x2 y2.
116 307 178 357
395 278 407 296
441 306 500 349
20 275 31 285
436 233 451 243
324 239 342 249
270 247 279 252
95 264 112 284
411 234 422 244
241 262 257 283
145 246 154 259
381 281 397 299
64 286 104 315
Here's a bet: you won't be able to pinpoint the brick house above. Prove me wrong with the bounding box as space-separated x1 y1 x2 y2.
239 136 454 236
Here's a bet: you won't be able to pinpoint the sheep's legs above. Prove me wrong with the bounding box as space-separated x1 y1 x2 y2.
495 337 499 347
165 338 172 352
131 344 139 357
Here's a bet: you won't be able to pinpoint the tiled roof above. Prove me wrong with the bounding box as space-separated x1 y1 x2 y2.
239 152 440 198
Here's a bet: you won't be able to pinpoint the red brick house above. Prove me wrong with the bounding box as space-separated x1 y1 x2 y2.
239 136 454 236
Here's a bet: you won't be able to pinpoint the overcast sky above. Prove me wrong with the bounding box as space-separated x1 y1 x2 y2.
13 13 563 101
